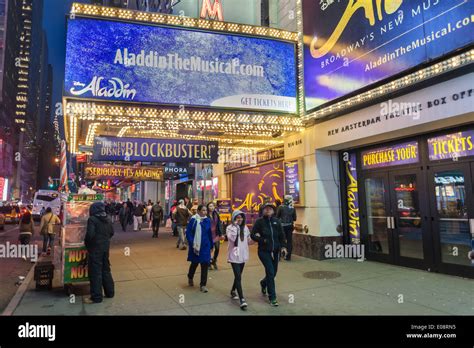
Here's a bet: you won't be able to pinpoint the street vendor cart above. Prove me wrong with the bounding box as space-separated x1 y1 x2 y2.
59 193 104 294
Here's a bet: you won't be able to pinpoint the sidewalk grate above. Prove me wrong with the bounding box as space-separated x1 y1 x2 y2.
303 271 341 279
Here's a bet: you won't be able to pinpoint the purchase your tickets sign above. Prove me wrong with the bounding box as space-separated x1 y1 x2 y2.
361 141 419 170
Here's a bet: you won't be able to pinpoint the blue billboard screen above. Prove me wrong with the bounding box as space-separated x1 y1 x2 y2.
64 17 297 113
303 0 474 111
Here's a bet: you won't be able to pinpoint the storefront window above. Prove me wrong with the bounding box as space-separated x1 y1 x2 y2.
434 171 471 266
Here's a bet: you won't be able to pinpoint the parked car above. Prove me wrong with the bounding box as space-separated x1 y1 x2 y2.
0 206 21 224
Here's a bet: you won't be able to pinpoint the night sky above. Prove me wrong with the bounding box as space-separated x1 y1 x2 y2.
42 0 89 128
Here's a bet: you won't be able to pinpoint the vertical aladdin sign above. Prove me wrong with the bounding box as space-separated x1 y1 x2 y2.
201 0 224 21
345 153 360 245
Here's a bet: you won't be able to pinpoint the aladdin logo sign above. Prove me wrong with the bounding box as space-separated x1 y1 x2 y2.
69 76 137 100
201 0 224 21
310 0 404 58
345 153 360 245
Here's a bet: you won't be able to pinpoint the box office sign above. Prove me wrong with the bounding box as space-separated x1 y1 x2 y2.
64 247 89 284
85 164 164 182
428 129 474 161
361 141 419 170
93 137 219 163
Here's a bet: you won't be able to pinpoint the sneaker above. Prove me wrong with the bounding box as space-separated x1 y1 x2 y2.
260 280 267 296
230 290 239 300
200 286 209 293
188 278 194 287
240 299 248 310
180 246 187 250
209 263 214 271
213 263 218 271
270 299 279 307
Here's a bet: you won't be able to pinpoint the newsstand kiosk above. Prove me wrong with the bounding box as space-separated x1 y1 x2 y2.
59 194 103 294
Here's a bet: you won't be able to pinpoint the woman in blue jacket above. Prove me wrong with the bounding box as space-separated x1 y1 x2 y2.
186 205 213 293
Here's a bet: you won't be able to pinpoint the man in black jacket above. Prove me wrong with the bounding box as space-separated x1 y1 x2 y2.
151 201 164 238
276 195 297 261
251 203 287 307
84 202 115 304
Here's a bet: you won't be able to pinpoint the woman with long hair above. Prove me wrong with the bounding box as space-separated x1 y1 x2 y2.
226 210 253 310
186 205 213 293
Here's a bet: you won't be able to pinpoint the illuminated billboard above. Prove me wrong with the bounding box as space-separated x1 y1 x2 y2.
64 17 297 113
303 0 474 111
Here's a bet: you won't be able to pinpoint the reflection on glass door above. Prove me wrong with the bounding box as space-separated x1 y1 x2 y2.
392 174 423 259
433 170 472 266
364 177 389 254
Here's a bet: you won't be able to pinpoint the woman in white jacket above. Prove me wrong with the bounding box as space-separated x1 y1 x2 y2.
226 210 253 310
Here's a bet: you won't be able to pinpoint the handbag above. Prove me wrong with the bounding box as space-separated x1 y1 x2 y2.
165 218 172 228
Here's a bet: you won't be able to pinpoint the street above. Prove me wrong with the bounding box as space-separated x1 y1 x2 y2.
0 223 39 313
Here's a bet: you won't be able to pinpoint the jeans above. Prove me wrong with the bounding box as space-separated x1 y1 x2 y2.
88 249 115 303
172 222 178 236
283 225 294 260
152 218 161 237
188 262 209 287
177 225 187 248
133 216 143 231
42 234 55 253
258 249 280 301
231 263 245 300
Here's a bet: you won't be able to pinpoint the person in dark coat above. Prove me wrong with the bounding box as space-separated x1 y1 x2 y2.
118 202 128 232
251 203 287 307
84 202 115 304
207 202 224 270
151 201 164 238
276 195 297 261
126 199 134 225
186 205 213 293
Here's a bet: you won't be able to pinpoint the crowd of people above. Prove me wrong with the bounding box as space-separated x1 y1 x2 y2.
83 195 297 310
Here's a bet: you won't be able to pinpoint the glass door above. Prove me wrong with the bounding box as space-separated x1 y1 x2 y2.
361 173 393 263
429 163 474 277
389 169 430 269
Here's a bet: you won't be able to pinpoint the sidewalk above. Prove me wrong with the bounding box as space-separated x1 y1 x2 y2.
9 224 474 316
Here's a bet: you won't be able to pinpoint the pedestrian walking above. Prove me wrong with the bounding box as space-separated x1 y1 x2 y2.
173 199 191 250
151 201 163 238
251 203 287 307
126 199 134 225
19 210 34 245
186 205 213 293
133 202 145 231
226 210 253 310
207 202 223 270
84 202 115 304
119 203 128 232
276 195 297 261
170 200 178 236
39 207 61 256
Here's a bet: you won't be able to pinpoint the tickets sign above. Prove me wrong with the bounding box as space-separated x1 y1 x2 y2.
428 129 474 161
361 141 419 170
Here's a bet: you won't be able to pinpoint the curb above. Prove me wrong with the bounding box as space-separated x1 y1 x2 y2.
2 259 36 316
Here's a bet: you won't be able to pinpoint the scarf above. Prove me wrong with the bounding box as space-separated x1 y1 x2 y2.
192 214 204 256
